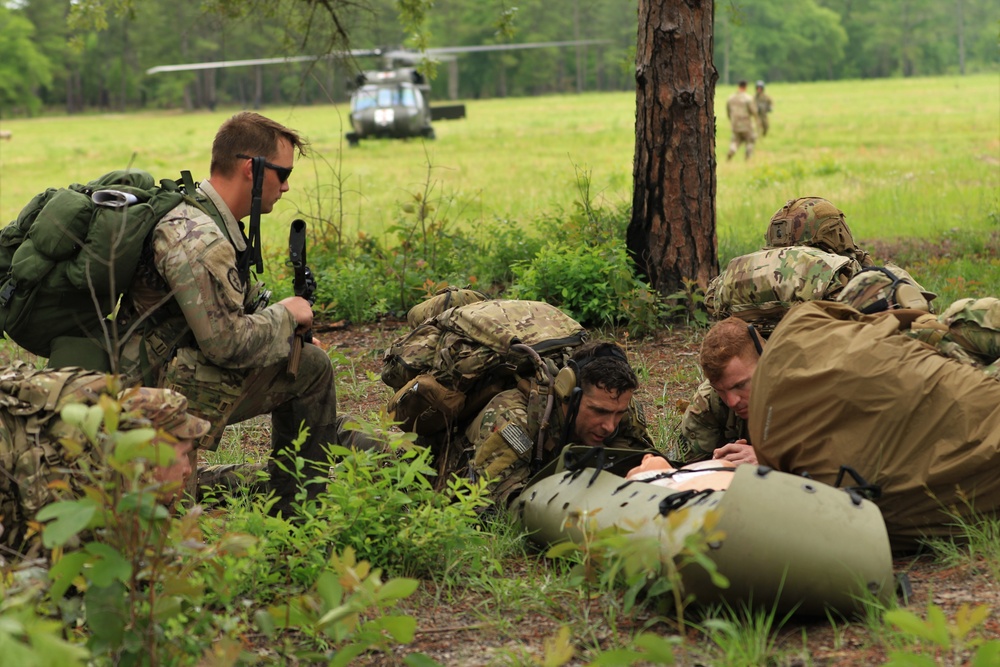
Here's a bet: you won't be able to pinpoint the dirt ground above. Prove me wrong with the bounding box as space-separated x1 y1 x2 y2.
309 319 1000 666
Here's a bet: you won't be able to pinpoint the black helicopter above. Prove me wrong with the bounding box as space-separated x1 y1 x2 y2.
146 40 605 146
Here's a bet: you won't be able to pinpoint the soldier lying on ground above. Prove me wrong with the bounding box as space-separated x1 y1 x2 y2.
468 341 653 505
678 317 761 465
750 299 1000 552
0 365 209 560
682 197 935 464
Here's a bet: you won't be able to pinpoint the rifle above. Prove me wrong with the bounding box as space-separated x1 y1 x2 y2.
286 218 317 376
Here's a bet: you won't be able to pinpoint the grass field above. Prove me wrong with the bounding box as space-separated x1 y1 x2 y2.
0 73 996 280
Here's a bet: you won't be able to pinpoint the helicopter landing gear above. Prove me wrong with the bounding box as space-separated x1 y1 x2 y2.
422 127 436 141
346 132 360 147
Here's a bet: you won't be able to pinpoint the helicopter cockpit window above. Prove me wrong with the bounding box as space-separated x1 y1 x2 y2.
352 89 378 112
376 87 395 108
399 87 418 108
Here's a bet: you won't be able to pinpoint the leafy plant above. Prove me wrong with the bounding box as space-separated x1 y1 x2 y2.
883 602 1000 667
261 547 430 667
698 598 799 667
316 438 493 582
35 394 257 665
663 278 710 327
510 242 662 336
546 505 728 635
0 583 90 666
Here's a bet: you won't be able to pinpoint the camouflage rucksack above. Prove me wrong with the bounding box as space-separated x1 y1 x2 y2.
405 285 488 327
705 246 861 335
835 265 936 314
0 169 198 368
765 197 874 267
382 299 588 437
908 297 1000 378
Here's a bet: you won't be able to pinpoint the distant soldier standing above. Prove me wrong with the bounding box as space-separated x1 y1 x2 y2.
726 80 759 161
755 80 773 136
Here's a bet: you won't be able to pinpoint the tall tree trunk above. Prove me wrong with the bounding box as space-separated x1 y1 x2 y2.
628 0 719 296
956 0 966 75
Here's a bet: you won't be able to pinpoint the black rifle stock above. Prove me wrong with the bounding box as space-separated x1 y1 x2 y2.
287 219 317 375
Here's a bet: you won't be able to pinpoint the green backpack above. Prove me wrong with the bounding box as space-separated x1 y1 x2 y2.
0 169 195 367
382 298 588 436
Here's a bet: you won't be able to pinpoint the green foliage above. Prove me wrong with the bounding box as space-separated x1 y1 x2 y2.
316 440 493 581
698 599 799 667
546 506 728 634
9 395 440 665
0 584 89 666
469 217 546 288
922 495 1000 581
883 602 1000 667
313 258 393 324
663 279 710 328
262 547 427 667
30 395 259 664
505 171 665 333
586 632 680 665
0 5 53 116
510 242 662 335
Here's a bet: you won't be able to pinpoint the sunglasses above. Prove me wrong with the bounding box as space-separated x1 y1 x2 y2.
236 153 293 183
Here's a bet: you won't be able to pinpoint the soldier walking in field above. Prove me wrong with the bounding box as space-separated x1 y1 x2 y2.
726 80 759 161
755 81 773 136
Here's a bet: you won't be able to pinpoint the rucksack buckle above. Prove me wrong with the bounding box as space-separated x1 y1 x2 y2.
0 279 16 307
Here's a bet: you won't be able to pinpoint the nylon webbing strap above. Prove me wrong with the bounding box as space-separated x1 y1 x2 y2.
240 157 266 284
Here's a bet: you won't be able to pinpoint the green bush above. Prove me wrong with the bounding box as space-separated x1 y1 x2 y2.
509 242 663 336
469 217 545 288
313 259 393 324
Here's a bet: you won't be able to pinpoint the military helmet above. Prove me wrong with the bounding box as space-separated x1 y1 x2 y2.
835 266 933 314
119 387 211 440
765 197 870 265
756 80 765 88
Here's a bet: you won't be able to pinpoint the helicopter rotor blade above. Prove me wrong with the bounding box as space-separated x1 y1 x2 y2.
422 39 609 56
146 49 380 75
146 40 608 75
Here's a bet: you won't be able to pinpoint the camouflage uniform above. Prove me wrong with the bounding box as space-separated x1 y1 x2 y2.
908 297 1000 379
755 85 773 136
678 379 749 463
466 386 652 505
117 181 359 512
726 89 758 160
0 365 208 557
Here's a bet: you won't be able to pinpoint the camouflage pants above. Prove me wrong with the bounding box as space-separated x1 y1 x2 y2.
727 128 756 160
168 343 365 514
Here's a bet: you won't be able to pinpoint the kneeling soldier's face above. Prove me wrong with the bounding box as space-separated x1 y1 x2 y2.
573 385 634 447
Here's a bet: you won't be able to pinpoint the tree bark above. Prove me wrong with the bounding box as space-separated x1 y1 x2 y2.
628 0 719 296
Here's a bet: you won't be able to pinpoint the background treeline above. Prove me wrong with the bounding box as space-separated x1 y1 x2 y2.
0 0 996 117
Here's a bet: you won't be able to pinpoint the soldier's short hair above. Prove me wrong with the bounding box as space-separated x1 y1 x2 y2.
699 317 758 384
572 342 638 396
210 112 309 177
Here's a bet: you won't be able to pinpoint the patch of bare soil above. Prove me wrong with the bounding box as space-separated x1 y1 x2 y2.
308 322 999 666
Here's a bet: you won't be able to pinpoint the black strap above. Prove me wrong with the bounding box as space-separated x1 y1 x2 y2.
239 157 266 284
658 489 715 515
833 465 882 503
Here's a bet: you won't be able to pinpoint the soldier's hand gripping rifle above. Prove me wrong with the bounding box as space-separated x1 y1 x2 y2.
286 219 317 376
